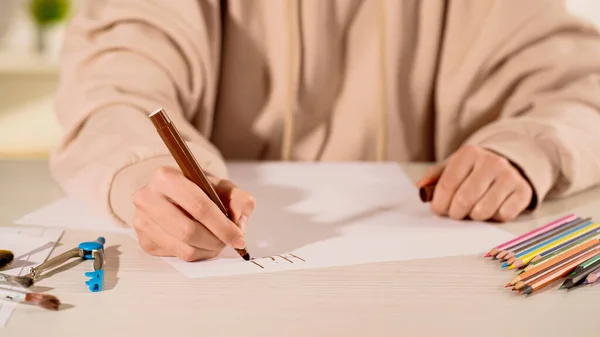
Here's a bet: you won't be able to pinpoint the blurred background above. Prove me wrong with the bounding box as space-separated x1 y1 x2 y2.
0 0 599 160
0 0 78 159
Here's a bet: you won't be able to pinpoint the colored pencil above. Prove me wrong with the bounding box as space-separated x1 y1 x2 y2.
520 248 600 295
560 257 600 289
506 222 600 269
506 238 600 287
583 268 600 285
512 243 600 291
495 251 508 260
485 214 576 257
500 217 588 260
525 227 600 265
571 252 600 274
504 220 594 265
522 231 600 273
514 246 600 291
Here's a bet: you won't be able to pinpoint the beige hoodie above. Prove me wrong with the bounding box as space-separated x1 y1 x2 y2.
50 0 600 226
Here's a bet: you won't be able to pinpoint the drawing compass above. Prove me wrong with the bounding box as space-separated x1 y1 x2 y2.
27 237 105 292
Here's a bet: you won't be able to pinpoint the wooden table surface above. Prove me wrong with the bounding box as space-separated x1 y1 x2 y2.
1 159 600 337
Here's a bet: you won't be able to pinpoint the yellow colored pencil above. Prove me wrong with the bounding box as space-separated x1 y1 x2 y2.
508 222 600 270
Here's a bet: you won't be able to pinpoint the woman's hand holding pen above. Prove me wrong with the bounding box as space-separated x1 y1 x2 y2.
131 166 256 262
417 145 534 222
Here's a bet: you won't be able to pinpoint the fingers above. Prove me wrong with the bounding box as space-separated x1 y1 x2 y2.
431 146 478 216
447 153 510 220
133 210 218 262
149 167 246 249
416 164 444 188
133 187 225 251
469 171 517 221
133 206 171 257
137 234 171 257
209 176 256 232
492 185 533 222
134 219 170 257
429 145 533 222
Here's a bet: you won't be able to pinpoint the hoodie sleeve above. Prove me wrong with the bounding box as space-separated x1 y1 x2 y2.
437 0 600 208
49 0 227 226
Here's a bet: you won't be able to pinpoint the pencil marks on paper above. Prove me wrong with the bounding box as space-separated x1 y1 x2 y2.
250 253 306 269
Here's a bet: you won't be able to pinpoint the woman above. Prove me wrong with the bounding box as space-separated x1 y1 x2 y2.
50 0 600 261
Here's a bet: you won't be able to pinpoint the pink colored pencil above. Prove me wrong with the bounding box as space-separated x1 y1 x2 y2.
485 214 577 257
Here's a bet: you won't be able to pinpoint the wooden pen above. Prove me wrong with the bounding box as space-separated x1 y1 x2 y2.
419 178 438 203
149 108 251 261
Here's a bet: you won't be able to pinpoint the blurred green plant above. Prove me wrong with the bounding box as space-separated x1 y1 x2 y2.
29 0 69 25
28 0 70 53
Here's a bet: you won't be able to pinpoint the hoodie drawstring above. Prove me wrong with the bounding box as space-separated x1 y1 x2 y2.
282 0 298 161
282 0 387 161
376 0 388 161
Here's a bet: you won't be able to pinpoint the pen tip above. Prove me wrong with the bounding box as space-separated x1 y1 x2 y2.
234 248 251 261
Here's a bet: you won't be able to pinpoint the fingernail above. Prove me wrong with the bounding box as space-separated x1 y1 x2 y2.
232 236 246 250
238 215 248 233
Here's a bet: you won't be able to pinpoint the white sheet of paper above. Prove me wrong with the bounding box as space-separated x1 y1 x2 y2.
12 163 515 279
13 197 133 234
0 234 52 265
163 163 516 278
0 227 63 327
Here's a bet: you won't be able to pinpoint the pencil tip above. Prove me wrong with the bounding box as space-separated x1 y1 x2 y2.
507 265 515 270
561 280 574 289
501 263 508 268
242 253 251 261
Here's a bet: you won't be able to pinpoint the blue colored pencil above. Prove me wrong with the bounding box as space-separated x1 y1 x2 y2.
501 220 594 268
529 226 600 264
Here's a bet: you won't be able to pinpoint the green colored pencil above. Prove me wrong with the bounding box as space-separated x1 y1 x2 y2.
569 252 600 276
560 258 600 289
